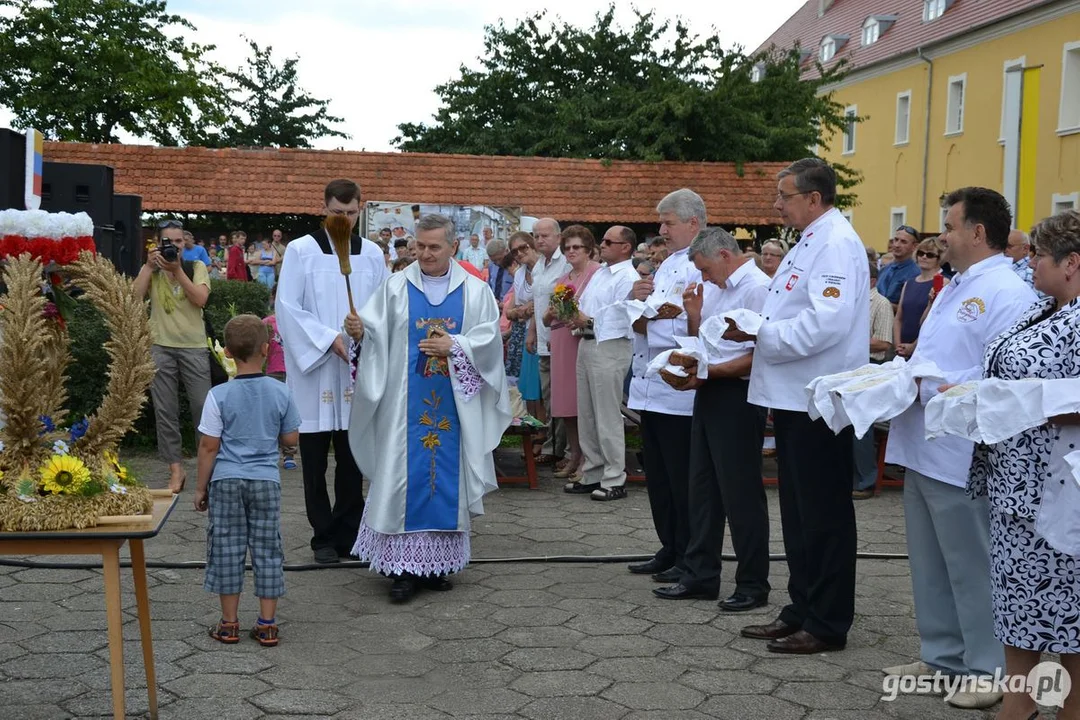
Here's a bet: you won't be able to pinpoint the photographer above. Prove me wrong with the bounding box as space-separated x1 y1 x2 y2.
134 220 212 494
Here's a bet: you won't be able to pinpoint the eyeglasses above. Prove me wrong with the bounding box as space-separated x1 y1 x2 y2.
158 219 183 229
916 250 939 259
601 238 629 246
563 244 587 252
510 245 527 255
776 191 810 201
896 225 919 237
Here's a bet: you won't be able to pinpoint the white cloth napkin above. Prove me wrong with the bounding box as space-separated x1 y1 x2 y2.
645 336 710 380
924 382 981 441
719 309 763 336
974 378 1050 444
1036 436 1080 557
806 359 902 429
926 377 1080 444
807 358 943 437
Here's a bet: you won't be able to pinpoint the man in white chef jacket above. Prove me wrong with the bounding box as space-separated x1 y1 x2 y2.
882 187 1033 709
275 179 390 564
625 189 705 584
739 159 869 654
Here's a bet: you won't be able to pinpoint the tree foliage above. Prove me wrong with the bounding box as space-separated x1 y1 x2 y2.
0 0 227 145
205 37 348 149
395 6 861 206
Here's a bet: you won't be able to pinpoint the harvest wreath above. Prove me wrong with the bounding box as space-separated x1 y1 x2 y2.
0 210 157 531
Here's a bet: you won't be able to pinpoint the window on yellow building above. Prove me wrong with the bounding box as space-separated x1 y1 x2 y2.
843 105 857 154
1058 41 1080 134
896 91 911 145
946 74 966 135
862 18 880 46
1053 193 1079 214
890 208 908 236
924 0 947 22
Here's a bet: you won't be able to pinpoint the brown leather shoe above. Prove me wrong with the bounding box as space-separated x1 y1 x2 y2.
741 618 798 640
766 629 845 654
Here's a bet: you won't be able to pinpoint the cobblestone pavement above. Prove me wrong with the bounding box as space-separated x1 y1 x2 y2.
0 451 1035 719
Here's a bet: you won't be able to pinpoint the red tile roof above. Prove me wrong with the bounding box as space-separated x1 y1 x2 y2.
42 143 788 226
755 0 1051 78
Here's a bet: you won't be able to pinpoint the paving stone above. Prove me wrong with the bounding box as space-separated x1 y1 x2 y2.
60 688 163 718
547 582 628 599
622 712 713 720
489 606 575 628
601 681 705 710
774 680 883 709
696 694 808 720
502 647 596 671
337 675 444 704
3 651 107 679
429 687 531 715
420 618 508 640
250 688 351 715
2 679 89 705
630 604 718 624
644 623 734 646
425 638 515 663
176 649 272 675
165 672 271 698
565 614 653 637
575 634 667 658
520 696 631 720
0 582 85 602
425 660 521 690
588 657 686 682
497 626 585 648
510 670 613 697
479 574 558 590
519 528 585 542
334 704 450 720
754 656 850 680
0 706 71 720
483 589 564 608
147 697 262 720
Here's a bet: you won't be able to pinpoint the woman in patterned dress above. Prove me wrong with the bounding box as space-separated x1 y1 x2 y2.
968 210 1080 720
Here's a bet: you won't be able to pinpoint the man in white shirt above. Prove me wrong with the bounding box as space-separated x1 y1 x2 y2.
625 189 705 584
883 187 1034 708
652 228 772 610
459 233 489 271
527 218 570 463
565 225 639 500
276 179 390 564
740 159 869 654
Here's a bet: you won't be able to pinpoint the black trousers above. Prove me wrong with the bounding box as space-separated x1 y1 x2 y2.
640 411 693 569
773 409 857 645
682 380 770 597
299 430 364 553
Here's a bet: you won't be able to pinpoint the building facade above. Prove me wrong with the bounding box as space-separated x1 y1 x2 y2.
757 0 1080 248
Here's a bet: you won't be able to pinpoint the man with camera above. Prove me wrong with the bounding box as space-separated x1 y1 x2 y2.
134 220 212 494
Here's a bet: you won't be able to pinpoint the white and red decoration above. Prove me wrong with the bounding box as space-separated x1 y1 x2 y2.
0 209 96 265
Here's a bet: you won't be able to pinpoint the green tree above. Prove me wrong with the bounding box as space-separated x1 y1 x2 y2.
395 6 861 206
0 0 227 145
207 37 349 149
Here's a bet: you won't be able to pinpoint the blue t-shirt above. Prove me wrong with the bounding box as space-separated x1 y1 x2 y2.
183 245 213 266
877 257 920 304
198 374 301 483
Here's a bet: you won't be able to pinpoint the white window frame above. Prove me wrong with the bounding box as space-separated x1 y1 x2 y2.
1052 192 1080 214
862 18 880 47
998 56 1026 143
939 205 948 232
945 73 966 136
750 64 764 83
821 37 836 62
924 0 946 21
890 207 907 234
1058 41 1080 136
841 209 854 224
895 90 912 145
843 105 857 155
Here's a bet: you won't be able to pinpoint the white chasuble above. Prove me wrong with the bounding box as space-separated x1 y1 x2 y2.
275 231 388 432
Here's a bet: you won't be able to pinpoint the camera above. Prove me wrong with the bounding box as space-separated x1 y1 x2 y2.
159 243 179 262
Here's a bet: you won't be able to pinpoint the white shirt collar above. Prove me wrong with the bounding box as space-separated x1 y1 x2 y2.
952 253 1010 285
796 207 842 244
723 258 755 289
605 258 635 273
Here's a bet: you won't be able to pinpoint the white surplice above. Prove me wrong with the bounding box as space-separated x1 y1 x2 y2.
349 261 511 542
275 230 389 432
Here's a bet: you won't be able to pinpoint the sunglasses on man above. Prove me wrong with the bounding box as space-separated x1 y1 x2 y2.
158 219 184 229
895 225 918 238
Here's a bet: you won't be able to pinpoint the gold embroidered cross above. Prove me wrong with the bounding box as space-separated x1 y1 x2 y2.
344 387 354 403
321 390 334 404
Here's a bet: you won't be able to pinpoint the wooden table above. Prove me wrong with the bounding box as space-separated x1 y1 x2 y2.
0 494 178 720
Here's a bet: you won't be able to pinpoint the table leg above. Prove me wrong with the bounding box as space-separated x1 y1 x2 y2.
101 541 126 720
130 539 158 719
523 433 538 490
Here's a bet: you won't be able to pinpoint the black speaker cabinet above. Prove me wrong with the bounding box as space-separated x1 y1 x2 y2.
110 194 144 277
0 128 27 210
41 161 114 227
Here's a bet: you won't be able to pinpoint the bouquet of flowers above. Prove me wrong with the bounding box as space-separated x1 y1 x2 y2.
210 339 237 379
550 283 579 322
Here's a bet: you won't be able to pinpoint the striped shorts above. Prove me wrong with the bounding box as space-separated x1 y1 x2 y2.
204 479 285 598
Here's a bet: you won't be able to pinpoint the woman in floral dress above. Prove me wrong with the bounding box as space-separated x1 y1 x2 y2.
969 210 1080 720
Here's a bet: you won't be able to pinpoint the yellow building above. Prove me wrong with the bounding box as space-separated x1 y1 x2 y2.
756 0 1080 249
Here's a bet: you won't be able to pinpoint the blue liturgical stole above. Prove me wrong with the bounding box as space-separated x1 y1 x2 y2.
405 282 464 531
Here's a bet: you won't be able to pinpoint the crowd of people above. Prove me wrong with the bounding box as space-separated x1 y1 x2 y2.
138 163 1080 720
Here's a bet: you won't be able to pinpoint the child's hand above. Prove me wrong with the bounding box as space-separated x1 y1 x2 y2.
194 489 209 512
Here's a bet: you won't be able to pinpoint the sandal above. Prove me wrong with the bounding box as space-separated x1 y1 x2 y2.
250 622 279 647
209 619 240 644
533 454 559 465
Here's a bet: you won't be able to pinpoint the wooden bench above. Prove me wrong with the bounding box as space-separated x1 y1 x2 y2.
495 423 543 490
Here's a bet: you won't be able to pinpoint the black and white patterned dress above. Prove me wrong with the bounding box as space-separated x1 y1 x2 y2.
969 296 1080 652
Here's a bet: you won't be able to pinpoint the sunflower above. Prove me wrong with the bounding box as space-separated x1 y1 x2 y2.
39 454 92 495
103 450 128 481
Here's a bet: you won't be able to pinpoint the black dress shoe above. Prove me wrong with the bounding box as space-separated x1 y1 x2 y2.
651 567 683 583
653 583 719 600
420 575 453 592
628 558 670 575
766 629 845 654
389 576 418 603
741 618 799 640
313 547 340 564
564 481 600 494
719 593 768 612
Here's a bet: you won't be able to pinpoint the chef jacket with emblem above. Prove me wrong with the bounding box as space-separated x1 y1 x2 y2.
748 208 870 412
885 254 1036 487
631 246 702 417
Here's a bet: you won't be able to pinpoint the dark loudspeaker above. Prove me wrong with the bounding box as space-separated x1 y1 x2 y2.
41 161 114 228
0 128 27 210
110 194 144 277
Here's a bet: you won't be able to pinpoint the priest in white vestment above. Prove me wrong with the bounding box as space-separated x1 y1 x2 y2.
275 179 389 564
346 213 511 603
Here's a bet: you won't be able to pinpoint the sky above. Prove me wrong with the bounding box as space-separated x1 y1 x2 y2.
3 0 807 152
